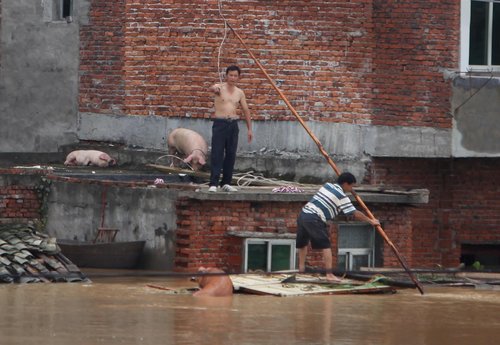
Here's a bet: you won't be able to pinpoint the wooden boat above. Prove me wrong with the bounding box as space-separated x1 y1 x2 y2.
57 239 145 269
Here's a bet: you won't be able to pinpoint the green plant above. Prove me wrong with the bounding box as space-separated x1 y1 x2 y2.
34 177 52 231
472 260 484 271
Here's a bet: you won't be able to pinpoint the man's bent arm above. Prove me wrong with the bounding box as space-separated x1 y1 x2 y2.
353 210 380 226
209 83 223 94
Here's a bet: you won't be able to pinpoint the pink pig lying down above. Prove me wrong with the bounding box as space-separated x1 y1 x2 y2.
64 150 117 167
167 128 208 171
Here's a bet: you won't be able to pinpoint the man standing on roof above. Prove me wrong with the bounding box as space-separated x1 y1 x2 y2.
296 172 380 282
208 65 253 193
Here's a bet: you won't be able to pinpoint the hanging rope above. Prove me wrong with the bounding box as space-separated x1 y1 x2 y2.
216 0 229 83
155 154 194 171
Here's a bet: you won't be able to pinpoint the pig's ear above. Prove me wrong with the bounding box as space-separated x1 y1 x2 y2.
183 154 194 164
98 153 108 161
199 156 206 165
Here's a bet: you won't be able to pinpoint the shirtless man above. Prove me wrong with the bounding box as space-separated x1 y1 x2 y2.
207 65 253 192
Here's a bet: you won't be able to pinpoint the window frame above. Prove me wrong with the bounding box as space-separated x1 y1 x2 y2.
243 238 297 273
336 223 376 271
461 0 500 71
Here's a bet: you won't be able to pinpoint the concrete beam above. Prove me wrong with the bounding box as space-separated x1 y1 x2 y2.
178 188 429 205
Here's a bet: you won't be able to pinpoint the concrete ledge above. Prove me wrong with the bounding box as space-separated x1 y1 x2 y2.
227 230 296 239
178 187 429 205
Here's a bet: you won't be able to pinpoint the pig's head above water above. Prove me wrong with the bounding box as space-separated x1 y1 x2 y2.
192 266 233 297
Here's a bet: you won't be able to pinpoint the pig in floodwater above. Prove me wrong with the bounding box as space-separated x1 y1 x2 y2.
64 150 117 167
192 267 233 297
167 128 208 171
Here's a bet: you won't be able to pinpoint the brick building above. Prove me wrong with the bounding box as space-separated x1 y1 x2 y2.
0 1 499 270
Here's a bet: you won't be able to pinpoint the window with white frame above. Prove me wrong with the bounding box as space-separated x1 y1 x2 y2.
461 0 500 71
337 223 378 271
244 239 296 272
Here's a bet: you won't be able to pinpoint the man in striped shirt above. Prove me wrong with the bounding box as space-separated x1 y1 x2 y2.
297 172 380 282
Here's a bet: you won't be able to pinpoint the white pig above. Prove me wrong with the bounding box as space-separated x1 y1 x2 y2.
64 150 116 167
167 128 208 171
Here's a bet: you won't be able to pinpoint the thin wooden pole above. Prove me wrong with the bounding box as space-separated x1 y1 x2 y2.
227 23 425 295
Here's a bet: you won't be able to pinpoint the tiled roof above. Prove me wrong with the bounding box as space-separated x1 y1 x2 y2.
0 223 88 283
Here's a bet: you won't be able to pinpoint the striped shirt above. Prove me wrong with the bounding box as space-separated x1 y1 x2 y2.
302 183 356 223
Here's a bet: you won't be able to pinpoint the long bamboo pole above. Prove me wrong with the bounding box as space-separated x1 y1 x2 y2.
227 23 425 295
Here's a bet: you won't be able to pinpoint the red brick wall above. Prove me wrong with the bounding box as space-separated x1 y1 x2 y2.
175 197 416 272
371 0 457 128
368 158 500 268
175 199 305 271
0 170 46 224
79 0 457 127
0 186 41 223
175 158 500 271
79 1 126 114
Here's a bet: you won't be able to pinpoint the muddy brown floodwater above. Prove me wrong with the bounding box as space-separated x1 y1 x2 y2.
0 273 499 345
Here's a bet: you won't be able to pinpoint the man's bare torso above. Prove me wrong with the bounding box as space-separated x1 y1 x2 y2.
213 83 243 119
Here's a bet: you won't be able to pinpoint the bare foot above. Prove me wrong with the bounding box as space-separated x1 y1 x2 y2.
325 273 342 283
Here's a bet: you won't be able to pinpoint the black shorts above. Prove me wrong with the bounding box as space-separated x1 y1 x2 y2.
296 211 331 249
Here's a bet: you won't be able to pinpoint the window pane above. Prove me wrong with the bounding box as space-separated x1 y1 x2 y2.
271 245 291 271
248 243 267 271
337 254 347 270
338 225 373 248
352 255 369 270
62 0 72 18
469 1 489 65
493 3 500 65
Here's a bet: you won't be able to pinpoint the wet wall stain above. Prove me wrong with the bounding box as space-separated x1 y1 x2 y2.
452 76 500 153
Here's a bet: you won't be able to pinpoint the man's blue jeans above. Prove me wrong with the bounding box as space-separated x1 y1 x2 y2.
209 119 239 187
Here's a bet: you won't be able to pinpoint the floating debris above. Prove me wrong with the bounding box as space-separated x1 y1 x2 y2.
230 274 396 296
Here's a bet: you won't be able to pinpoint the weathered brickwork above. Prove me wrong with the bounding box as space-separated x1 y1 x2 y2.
371 0 457 128
174 157 500 271
0 186 41 223
174 197 416 272
79 1 126 114
368 158 500 267
174 199 307 271
0 170 46 224
79 0 456 128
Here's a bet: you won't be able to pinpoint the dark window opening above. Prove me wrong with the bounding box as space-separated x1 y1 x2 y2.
460 244 500 269
469 0 500 66
469 0 488 65
52 0 72 22
492 3 500 65
62 0 72 18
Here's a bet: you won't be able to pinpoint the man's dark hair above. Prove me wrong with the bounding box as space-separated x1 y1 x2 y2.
337 172 356 185
226 65 241 75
